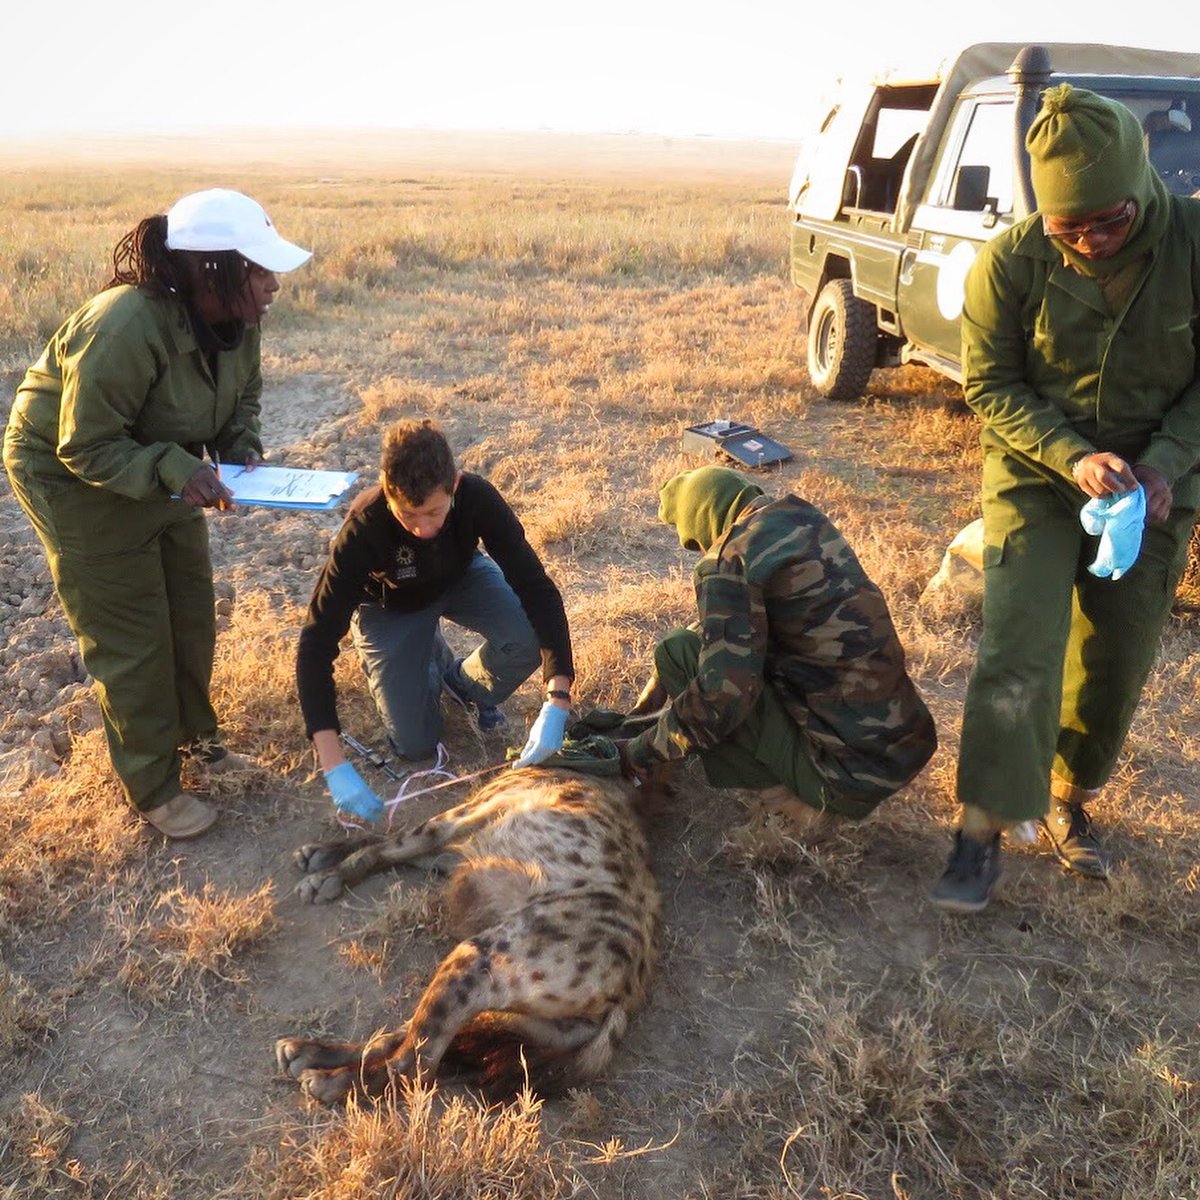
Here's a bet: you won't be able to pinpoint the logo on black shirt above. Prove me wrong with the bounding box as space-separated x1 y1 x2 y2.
393 544 418 581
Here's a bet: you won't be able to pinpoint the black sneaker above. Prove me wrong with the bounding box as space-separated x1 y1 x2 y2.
442 660 507 734
1040 800 1109 879
930 831 1002 913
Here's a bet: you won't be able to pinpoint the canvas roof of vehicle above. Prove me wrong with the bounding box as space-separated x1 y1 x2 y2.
793 42 1200 228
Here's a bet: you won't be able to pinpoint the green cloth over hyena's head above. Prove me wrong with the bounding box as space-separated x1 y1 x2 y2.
658 466 763 552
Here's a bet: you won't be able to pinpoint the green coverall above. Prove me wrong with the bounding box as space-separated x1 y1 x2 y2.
957 200 1200 824
3 284 263 811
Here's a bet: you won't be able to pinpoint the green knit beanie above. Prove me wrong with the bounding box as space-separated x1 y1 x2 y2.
1027 84 1151 216
658 466 763 552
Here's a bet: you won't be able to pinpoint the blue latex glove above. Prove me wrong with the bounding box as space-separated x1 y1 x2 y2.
512 701 569 768
324 761 385 823
1079 485 1146 580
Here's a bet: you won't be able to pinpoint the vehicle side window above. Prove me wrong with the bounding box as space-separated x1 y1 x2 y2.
946 102 1015 215
844 84 938 214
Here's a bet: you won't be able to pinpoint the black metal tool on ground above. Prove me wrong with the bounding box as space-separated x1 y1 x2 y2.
339 732 407 783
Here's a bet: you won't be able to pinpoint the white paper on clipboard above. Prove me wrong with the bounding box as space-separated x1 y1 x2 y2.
220 465 358 510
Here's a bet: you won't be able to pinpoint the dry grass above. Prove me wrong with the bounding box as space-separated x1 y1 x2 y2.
337 882 445 984
0 728 142 934
228 1080 578 1200
114 881 278 1006
0 141 1197 1199
0 963 55 1060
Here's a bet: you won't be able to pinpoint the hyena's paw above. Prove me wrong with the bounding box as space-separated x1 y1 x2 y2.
300 1066 357 1106
385 1046 421 1085
296 869 346 904
276 1037 356 1078
294 841 354 874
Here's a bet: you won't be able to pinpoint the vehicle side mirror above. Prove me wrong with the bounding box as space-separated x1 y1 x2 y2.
952 164 991 212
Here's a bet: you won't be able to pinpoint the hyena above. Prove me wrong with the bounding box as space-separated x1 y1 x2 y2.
276 767 660 1105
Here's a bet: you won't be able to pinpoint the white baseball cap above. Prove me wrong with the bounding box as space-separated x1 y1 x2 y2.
165 188 312 273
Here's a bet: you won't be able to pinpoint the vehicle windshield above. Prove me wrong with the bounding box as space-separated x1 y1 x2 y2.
1100 88 1200 196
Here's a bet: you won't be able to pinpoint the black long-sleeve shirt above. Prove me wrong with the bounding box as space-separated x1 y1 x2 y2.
296 475 574 737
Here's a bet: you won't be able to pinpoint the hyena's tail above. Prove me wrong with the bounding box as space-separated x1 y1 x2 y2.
442 1006 630 1099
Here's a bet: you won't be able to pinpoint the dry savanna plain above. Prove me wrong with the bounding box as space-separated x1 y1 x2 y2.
0 130 1198 1200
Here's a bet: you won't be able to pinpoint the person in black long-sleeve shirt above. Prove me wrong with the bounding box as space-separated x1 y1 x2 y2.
297 419 574 822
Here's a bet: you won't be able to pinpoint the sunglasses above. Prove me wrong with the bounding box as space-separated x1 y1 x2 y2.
1042 200 1136 245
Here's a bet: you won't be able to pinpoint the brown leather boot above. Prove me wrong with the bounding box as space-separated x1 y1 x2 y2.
186 739 256 774
1043 774 1108 879
142 792 218 839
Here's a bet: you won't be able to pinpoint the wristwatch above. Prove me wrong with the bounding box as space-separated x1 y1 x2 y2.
547 688 571 702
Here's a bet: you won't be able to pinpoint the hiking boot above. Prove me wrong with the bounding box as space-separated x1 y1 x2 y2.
752 784 837 845
442 660 507 734
142 792 217 839
930 830 1001 913
186 738 256 773
1040 799 1109 879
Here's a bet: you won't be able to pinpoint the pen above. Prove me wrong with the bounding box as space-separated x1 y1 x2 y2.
212 450 232 511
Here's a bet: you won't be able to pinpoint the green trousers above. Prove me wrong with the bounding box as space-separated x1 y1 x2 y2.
957 449 1197 823
5 445 218 812
653 629 875 820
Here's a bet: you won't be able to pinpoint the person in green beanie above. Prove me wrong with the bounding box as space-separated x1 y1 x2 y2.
3 190 311 839
619 466 936 837
932 85 1200 911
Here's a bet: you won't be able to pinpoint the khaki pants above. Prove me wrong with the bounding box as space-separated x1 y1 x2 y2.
957 449 1197 823
5 445 217 811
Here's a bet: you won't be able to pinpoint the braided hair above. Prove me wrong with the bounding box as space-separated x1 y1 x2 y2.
108 215 252 313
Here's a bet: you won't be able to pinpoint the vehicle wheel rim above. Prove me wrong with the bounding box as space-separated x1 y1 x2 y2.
816 309 839 371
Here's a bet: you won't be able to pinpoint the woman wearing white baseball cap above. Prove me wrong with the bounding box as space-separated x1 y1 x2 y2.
3 189 310 838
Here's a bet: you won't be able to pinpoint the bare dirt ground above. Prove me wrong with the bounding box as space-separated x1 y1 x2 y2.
1 133 1197 1199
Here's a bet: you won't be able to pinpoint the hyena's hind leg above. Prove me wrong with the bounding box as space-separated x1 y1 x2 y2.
277 1028 410 1106
276 1028 407 1081
372 931 565 1086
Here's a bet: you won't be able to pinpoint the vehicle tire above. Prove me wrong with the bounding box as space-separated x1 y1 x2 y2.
806 279 878 400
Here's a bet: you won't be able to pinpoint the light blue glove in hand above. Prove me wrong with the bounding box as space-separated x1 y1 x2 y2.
324 761 385 823
512 701 570 768
1079 485 1147 580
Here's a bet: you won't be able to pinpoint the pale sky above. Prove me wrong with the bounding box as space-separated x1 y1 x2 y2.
0 0 1194 140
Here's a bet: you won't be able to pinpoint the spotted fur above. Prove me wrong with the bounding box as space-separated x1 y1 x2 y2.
276 768 660 1104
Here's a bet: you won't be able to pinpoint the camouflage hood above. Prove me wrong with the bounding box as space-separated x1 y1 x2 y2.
658 467 764 552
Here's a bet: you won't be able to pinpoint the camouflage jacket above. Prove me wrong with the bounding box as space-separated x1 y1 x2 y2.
627 496 936 802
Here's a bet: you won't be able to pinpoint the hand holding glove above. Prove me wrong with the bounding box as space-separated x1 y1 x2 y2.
512 701 570 769
1079 484 1146 580
324 761 385 823
1133 464 1172 524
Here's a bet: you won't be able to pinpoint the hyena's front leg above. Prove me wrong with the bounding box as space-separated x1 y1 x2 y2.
295 803 482 904
293 833 386 876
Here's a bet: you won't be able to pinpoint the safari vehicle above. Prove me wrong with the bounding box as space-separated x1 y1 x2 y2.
788 42 1200 399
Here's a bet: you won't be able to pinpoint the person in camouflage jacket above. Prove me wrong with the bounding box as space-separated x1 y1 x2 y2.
623 467 936 825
